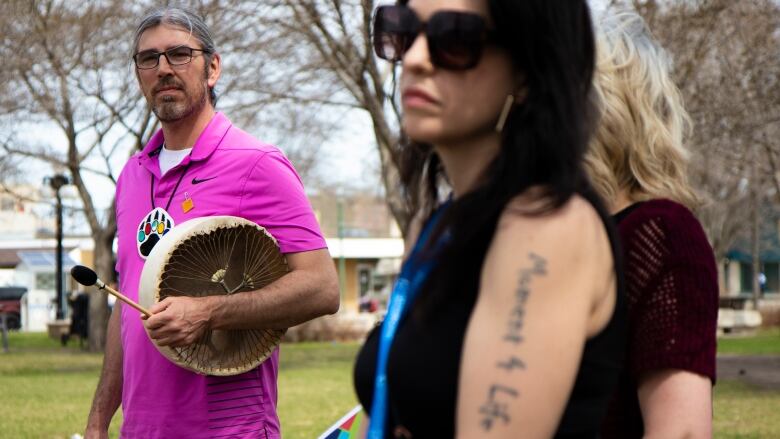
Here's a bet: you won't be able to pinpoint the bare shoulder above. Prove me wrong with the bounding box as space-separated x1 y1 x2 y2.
483 192 614 305
495 192 607 250
480 192 615 336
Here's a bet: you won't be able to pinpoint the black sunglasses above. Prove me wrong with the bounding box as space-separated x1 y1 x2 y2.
372 5 496 70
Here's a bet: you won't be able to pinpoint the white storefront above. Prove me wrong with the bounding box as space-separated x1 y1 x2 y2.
15 250 77 331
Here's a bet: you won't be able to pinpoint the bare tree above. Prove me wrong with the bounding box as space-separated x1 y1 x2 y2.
0 0 337 350
0 0 156 351
188 1 356 186
242 0 412 230
4 1 775 343
762 128 780 203
229 0 780 238
608 0 780 258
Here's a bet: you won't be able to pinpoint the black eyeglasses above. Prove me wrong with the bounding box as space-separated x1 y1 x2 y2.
372 5 497 70
133 45 210 70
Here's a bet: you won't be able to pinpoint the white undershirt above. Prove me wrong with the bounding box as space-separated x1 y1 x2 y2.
158 145 192 175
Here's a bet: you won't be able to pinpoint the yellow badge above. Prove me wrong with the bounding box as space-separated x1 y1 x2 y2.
182 192 194 213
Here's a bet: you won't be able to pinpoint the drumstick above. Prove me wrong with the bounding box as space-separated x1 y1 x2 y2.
70 265 152 317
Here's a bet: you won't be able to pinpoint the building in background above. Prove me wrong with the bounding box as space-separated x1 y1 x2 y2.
1 186 95 331
0 185 46 240
721 215 780 299
719 214 780 328
15 250 78 331
0 188 404 332
0 240 93 331
310 191 403 314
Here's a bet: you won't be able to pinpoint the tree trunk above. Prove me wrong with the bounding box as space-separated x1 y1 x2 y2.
377 145 411 235
365 102 410 235
88 228 114 352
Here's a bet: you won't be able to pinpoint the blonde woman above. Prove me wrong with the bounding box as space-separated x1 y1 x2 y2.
585 12 718 439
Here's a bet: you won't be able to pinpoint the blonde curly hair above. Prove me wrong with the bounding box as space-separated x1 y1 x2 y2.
585 11 700 209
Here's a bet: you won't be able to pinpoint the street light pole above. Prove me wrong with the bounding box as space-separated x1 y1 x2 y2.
750 144 761 311
337 199 346 302
46 174 69 320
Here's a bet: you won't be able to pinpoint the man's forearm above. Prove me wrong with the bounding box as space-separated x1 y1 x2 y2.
144 249 339 346
209 264 339 330
208 249 339 330
86 303 123 433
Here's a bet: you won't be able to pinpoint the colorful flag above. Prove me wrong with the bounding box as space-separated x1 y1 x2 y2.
318 405 364 439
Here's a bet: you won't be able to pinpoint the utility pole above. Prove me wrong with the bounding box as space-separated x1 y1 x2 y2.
750 145 761 310
337 199 346 302
46 174 69 320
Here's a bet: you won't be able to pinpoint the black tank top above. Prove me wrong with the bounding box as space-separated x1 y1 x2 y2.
353 193 626 438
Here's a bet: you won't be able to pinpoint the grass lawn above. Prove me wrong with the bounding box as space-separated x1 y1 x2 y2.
0 332 359 439
0 333 122 439
718 327 780 355
714 380 780 439
1 331 779 438
277 342 360 437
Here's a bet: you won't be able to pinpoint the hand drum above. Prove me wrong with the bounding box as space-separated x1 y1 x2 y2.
139 216 289 375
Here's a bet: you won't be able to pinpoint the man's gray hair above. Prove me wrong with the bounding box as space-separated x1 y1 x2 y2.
133 6 218 104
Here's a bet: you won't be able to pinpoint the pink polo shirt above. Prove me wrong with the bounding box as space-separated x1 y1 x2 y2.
114 113 326 438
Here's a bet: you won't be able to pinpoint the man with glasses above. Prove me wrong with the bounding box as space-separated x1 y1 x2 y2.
85 7 339 439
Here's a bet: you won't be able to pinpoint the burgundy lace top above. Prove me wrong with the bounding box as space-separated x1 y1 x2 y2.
601 199 719 438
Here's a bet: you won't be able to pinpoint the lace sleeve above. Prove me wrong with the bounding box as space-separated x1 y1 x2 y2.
622 211 719 382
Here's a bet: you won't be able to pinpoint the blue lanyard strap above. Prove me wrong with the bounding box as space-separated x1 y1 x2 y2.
368 204 448 439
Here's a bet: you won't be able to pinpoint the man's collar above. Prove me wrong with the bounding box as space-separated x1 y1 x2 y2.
189 112 231 161
141 112 232 162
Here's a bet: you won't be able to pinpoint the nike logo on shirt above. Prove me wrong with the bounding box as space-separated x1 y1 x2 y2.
192 176 217 185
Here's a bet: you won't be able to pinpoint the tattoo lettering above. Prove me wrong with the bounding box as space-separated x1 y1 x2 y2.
503 333 523 344
479 384 519 431
497 355 526 371
503 252 547 345
477 254 546 430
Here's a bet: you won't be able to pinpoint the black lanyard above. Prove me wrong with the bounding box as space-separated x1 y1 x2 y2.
150 161 192 211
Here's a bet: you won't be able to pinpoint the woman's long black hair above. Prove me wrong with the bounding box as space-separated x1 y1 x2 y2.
397 1 601 319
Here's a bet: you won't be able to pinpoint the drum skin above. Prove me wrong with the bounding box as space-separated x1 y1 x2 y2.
139 216 289 376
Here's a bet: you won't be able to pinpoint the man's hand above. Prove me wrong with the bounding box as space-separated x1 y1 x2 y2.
144 296 213 347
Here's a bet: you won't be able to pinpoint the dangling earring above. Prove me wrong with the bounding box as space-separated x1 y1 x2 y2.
495 94 515 133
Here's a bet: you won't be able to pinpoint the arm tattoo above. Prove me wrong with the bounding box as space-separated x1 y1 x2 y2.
479 384 519 431
479 252 547 431
496 355 526 371
503 252 546 345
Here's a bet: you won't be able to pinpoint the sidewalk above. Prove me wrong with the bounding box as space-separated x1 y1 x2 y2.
717 355 780 390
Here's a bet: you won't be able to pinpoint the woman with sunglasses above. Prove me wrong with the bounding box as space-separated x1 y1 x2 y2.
584 13 718 439
354 1 625 438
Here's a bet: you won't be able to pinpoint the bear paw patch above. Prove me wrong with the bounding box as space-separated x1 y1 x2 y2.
137 207 174 259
